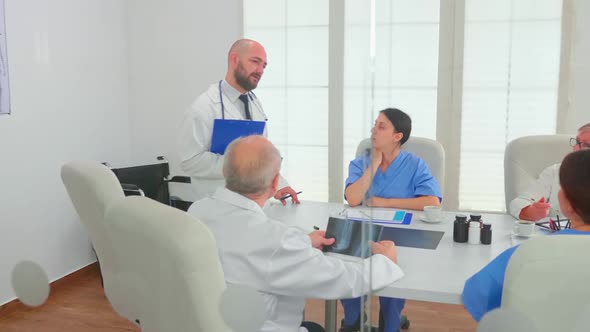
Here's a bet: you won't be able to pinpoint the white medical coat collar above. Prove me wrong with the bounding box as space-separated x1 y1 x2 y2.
212 187 266 215
220 79 246 104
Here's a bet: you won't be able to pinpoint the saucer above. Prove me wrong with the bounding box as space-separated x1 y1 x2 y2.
420 217 442 223
511 230 536 238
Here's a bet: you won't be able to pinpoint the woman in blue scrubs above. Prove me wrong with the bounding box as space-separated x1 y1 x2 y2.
462 149 590 321
341 108 442 332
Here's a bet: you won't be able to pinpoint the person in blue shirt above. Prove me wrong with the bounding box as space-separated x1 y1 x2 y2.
345 108 442 210
462 149 590 322
341 108 442 332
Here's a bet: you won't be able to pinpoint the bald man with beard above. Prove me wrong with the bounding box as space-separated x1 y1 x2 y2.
178 39 300 204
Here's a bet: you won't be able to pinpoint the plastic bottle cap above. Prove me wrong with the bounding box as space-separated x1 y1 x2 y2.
470 214 482 221
455 214 468 222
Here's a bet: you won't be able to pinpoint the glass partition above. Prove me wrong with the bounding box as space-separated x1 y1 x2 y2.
243 0 438 330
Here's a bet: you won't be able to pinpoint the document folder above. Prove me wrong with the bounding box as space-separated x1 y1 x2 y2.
210 119 266 154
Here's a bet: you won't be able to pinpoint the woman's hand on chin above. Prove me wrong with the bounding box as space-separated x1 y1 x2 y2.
371 148 383 169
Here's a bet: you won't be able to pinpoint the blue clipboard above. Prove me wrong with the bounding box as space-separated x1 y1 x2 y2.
210 119 266 154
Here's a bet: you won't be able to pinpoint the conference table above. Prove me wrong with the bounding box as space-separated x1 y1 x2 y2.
264 200 544 332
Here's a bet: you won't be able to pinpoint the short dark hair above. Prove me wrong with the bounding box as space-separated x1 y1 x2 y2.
559 150 590 224
380 108 412 145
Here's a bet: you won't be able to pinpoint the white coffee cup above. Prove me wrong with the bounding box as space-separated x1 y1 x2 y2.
424 206 442 221
513 220 535 237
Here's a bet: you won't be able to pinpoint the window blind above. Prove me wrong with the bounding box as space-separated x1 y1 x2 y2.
459 0 562 211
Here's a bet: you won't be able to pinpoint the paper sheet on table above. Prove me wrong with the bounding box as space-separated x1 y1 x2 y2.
345 209 412 225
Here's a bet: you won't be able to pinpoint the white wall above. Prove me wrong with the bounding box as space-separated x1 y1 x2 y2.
568 0 590 130
0 0 243 305
126 0 242 173
0 0 130 304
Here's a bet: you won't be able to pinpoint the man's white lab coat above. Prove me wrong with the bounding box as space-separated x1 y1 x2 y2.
188 188 403 332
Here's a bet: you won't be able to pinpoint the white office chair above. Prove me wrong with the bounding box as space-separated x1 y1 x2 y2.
502 235 590 332
503 135 571 209
355 136 445 193
104 196 231 332
60 161 138 323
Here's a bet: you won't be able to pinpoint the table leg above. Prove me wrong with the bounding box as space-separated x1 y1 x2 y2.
325 299 338 332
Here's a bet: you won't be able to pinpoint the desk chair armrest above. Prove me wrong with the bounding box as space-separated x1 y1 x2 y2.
169 197 193 212
169 176 191 184
120 183 145 197
168 177 193 211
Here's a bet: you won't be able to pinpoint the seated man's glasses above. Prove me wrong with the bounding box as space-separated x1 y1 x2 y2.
570 137 590 149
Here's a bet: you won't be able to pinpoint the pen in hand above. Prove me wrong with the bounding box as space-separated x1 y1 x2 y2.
280 191 302 200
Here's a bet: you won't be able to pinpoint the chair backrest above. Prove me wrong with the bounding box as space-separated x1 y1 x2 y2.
502 235 590 332
504 135 571 208
105 196 230 332
110 161 170 205
60 161 134 319
355 136 445 192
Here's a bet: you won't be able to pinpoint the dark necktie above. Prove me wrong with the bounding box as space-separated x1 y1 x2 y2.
238 94 252 120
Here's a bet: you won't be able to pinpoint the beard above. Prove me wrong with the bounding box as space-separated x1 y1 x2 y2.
234 62 259 91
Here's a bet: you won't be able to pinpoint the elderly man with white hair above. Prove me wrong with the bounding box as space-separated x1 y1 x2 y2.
509 123 590 221
188 135 404 332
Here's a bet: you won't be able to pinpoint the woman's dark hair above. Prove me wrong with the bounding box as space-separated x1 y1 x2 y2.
380 108 412 145
559 150 590 224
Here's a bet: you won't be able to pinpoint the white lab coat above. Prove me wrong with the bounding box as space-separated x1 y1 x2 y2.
508 163 561 219
177 81 288 200
188 188 404 332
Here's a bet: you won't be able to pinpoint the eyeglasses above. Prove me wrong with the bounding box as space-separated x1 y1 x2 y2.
570 138 590 149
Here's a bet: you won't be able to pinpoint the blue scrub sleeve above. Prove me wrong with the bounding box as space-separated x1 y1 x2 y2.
345 157 366 189
413 160 442 201
462 246 518 321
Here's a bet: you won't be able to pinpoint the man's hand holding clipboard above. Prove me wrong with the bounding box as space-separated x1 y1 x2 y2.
210 119 266 154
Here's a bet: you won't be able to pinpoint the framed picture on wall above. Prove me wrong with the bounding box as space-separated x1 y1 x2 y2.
0 0 10 115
